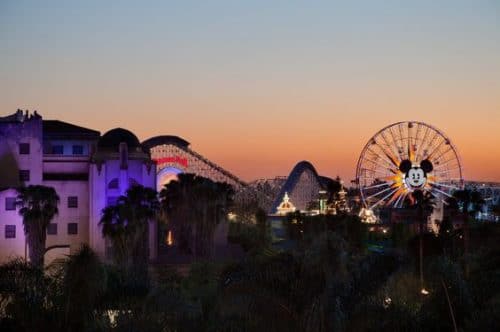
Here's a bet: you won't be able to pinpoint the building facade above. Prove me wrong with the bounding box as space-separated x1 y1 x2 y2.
0 110 245 264
0 111 156 264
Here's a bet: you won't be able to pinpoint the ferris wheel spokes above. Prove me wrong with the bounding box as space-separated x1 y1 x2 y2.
362 155 396 173
429 186 454 198
362 182 391 191
365 185 397 201
356 121 464 213
415 133 430 162
379 132 402 165
369 187 400 210
420 131 440 160
366 147 399 169
427 140 447 160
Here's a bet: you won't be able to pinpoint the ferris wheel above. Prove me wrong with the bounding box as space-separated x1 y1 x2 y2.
356 121 464 211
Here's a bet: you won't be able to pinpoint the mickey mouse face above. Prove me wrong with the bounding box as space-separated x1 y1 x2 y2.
399 159 433 191
407 168 426 188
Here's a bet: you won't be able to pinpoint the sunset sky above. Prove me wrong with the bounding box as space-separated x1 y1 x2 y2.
1 1 499 182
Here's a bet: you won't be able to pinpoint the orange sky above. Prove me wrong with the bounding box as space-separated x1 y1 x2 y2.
1 1 499 183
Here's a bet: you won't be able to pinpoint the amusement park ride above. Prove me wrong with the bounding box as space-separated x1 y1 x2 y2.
355 121 464 224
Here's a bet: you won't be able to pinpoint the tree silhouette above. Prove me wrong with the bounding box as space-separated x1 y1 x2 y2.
16 185 60 268
160 174 233 259
100 185 159 276
412 189 435 293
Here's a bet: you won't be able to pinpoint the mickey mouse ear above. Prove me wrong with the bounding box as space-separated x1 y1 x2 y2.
420 159 433 173
399 160 412 173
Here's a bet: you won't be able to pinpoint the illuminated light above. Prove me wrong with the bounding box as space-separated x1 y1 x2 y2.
383 297 392 308
421 288 430 295
107 310 131 327
166 231 173 246
276 192 296 215
107 310 119 327
382 229 387 234
159 173 179 186
153 156 188 168
359 208 377 224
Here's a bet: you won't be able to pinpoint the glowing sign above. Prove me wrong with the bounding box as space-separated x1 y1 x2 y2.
153 156 188 168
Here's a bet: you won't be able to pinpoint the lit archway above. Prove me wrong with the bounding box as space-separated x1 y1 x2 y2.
157 166 183 191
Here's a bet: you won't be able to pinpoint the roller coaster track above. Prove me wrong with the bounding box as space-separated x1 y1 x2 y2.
143 135 246 188
182 146 247 188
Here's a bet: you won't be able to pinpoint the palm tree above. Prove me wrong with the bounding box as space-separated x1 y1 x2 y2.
412 190 435 294
159 173 196 254
57 244 107 332
100 185 159 273
160 173 234 260
16 185 60 268
193 178 233 259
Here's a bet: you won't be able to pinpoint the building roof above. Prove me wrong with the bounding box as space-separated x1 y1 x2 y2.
43 120 100 139
142 135 190 149
98 128 142 150
0 110 39 123
0 112 22 123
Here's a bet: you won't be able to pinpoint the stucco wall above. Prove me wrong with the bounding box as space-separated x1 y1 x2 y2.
0 189 27 262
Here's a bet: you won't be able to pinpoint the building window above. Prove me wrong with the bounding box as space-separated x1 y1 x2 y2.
67 196 78 208
47 223 57 235
107 196 119 206
5 197 16 211
52 145 64 154
19 143 30 155
5 225 16 239
72 145 83 155
108 178 119 189
19 170 30 182
68 223 78 235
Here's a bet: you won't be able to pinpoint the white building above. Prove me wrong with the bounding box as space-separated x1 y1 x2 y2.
0 110 156 264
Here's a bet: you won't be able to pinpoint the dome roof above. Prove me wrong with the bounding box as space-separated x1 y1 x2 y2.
142 135 190 149
98 128 141 150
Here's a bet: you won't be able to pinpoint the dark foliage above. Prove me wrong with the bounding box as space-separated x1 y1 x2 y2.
2 212 500 331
